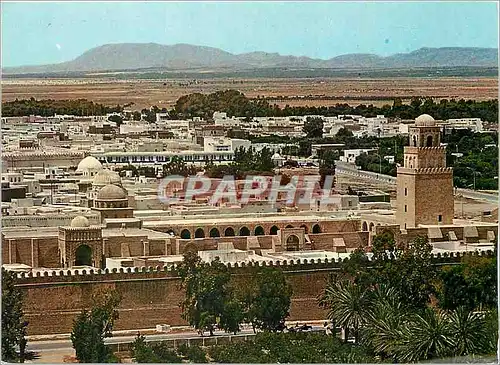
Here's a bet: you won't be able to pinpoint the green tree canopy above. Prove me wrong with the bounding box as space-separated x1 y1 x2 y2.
303 117 324 138
163 156 200 177
2 269 28 362
176 252 233 336
70 291 121 363
243 267 293 332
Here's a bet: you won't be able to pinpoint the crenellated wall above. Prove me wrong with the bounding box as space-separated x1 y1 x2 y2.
14 251 486 336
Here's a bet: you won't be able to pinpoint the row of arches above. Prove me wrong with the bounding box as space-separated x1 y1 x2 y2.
177 224 322 239
411 135 435 148
361 221 381 233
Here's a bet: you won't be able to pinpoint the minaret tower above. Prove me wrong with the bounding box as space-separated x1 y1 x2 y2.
396 114 454 229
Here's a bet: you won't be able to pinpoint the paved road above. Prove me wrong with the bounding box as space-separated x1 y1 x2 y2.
27 329 250 352
336 162 498 203
26 327 323 353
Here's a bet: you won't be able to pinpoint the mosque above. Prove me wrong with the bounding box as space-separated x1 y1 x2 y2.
2 115 497 271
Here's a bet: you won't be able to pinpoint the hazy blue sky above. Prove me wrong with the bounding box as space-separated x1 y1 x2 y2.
2 1 498 67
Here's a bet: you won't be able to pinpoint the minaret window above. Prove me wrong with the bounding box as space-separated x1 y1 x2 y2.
426 136 433 147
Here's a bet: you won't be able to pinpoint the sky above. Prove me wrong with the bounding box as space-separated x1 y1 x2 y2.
2 1 499 67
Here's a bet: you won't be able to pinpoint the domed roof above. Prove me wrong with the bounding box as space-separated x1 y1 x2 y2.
415 114 436 127
97 184 127 200
77 156 103 172
93 169 121 187
71 215 90 228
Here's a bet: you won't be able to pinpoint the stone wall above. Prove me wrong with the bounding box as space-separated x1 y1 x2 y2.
2 213 101 228
14 252 478 336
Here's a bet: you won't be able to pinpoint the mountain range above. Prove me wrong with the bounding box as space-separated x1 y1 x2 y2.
3 43 498 74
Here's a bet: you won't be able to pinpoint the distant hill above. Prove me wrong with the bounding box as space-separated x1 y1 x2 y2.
3 43 498 74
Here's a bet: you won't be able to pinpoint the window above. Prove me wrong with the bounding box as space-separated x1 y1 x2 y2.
404 188 407 196
438 215 442 222
348 200 352 207
404 205 407 212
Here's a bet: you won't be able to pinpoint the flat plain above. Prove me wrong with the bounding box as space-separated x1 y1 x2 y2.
2 77 497 109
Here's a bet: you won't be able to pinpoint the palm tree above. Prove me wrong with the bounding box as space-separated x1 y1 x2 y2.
447 306 489 356
398 308 453 362
319 279 371 343
362 285 407 361
483 309 498 354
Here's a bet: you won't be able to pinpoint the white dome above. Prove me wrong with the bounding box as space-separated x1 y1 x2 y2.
415 114 436 127
93 169 121 187
77 156 103 172
71 215 90 228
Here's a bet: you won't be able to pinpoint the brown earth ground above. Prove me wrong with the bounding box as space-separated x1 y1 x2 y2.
2 77 498 109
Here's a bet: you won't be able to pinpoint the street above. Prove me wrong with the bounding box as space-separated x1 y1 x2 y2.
26 325 325 353
335 161 498 203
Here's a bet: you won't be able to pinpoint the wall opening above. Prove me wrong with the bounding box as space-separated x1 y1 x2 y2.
75 244 92 266
286 235 300 251
254 226 265 236
180 229 191 239
209 228 220 238
270 225 279 235
426 135 433 147
195 228 205 238
224 227 235 237
239 226 250 236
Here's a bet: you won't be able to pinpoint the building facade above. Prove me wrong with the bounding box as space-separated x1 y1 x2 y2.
396 114 454 229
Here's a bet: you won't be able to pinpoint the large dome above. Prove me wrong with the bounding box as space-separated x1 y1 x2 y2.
71 215 90 228
415 114 436 127
97 184 127 200
93 169 121 187
77 156 102 172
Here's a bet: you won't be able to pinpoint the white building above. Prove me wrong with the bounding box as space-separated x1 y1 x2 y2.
203 137 251 153
340 149 377 164
443 118 483 132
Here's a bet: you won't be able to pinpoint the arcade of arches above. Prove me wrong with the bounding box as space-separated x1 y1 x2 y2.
154 221 329 240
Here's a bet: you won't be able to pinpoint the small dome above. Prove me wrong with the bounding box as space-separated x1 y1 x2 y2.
71 215 90 228
77 156 103 172
93 169 121 187
97 184 127 200
415 114 436 127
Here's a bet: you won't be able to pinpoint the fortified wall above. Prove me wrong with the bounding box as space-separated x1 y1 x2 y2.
14 252 478 336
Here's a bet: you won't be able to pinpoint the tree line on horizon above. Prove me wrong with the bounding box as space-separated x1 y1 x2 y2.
2 90 498 123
